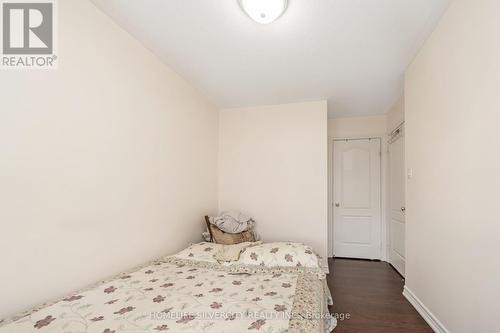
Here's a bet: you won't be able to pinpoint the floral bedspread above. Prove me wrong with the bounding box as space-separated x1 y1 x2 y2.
0 248 334 333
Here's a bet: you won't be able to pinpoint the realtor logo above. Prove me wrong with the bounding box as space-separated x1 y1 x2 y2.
1 0 57 68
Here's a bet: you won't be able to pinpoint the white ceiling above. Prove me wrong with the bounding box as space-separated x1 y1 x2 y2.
91 0 449 118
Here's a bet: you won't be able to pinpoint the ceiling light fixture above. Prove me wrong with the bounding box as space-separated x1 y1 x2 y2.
238 0 288 25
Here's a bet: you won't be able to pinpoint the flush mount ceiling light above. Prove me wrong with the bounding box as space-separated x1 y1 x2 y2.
238 0 288 24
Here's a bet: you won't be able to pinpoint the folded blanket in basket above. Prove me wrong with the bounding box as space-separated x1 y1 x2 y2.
209 211 256 234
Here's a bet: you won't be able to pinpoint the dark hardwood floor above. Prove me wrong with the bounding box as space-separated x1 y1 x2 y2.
327 258 432 333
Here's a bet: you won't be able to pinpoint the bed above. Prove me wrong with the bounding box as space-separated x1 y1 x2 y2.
0 242 336 333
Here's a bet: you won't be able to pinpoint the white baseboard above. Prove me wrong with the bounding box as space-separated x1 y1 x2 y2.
403 285 449 333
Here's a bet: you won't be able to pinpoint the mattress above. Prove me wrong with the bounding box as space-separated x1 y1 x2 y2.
0 242 336 332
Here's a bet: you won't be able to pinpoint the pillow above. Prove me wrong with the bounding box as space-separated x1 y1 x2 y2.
238 242 321 268
213 241 262 262
205 216 256 245
173 242 222 263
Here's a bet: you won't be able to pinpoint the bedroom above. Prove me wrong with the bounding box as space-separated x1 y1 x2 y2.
0 0 498 332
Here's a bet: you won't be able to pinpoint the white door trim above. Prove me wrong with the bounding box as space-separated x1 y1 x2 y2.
330 137 383 259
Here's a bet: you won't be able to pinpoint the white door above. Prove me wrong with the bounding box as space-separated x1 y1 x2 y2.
389 130 406 276
333 139 381 259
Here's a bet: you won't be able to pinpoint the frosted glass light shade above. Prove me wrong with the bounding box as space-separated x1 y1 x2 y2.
238 0 288 24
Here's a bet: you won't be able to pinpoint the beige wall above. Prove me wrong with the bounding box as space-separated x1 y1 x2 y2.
0 0 218 318
328 115 387 139
327 115 389 258
405 0 500 331
386 95 405 133
218 101 328 267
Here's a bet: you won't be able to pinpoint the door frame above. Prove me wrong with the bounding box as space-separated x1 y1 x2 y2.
328 136 387 260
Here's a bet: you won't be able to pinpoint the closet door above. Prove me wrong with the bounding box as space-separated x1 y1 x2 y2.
389 129 406 276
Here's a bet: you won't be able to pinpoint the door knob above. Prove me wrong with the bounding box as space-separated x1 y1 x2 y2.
401 207 406 212
335 203 340 207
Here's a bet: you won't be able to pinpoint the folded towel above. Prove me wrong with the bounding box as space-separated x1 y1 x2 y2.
213 241 263 263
